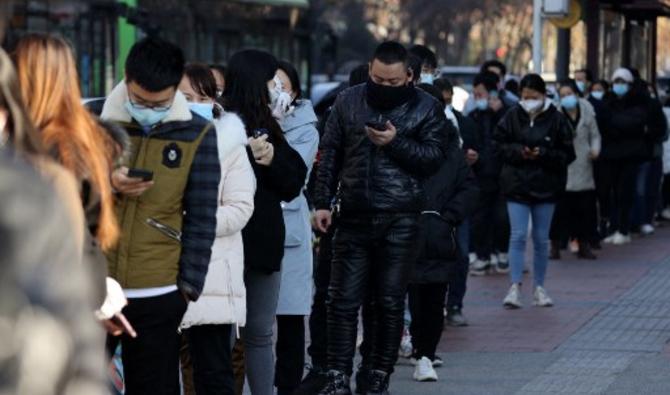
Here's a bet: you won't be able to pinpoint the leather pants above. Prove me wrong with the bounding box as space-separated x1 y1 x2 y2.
326 214 419 375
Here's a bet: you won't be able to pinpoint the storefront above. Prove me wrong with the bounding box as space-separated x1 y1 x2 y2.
3 0 310 97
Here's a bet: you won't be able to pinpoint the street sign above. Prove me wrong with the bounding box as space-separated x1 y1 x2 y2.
543 0 570 17
549 0 582 29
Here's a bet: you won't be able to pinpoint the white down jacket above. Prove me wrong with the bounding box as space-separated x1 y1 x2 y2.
181 111 256 329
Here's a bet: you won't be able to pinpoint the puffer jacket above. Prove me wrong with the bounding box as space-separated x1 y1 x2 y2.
181 112 256 329
468 105 508 191
494 100 576 204
601 87 668 161
561 99 601 191
413 144 479 284
314 84 449 214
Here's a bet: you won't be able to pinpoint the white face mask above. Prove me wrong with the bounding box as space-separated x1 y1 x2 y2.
269 75 295 120
520 99 543 114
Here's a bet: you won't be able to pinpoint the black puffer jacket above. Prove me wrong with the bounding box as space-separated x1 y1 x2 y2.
413 145 479 284
494 102 575 204
600 88 667 161
468 106 508 192
314 84 449 214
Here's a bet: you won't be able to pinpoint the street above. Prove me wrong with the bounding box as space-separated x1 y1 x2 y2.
389 226 670 394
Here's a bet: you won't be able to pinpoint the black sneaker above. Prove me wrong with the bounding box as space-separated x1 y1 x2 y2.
354 365 369 394
366 369 390 395
446 308 469 327
294 366 329 395
317 370 352 395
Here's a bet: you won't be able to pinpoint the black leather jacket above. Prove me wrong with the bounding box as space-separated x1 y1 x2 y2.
314 84 449 214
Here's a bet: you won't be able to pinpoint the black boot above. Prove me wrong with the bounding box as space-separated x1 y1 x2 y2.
577 242 597 260
317 371 352 395
366 370 390 395
550 240 561 260
294 366 329 395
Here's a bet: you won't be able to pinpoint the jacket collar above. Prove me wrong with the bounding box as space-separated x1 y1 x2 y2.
213 111 248 160
279 100 317 132
100 81 193 125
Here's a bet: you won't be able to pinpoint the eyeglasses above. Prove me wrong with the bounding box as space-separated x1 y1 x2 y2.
128 98 172 112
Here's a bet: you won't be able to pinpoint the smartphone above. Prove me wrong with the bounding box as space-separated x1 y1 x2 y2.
365 118 388 131
252 128 270 139
127 168 154 182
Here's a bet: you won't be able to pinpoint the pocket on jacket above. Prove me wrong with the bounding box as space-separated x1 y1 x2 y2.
282 202 308 248
418 213 458 261
145 218 182 243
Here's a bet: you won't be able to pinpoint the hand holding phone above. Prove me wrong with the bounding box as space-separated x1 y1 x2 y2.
365 118 388 131
127 168 154 182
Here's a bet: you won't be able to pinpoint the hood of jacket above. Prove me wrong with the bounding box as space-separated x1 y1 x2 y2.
279 99 318 133
100 81 193 125
214 111 248 161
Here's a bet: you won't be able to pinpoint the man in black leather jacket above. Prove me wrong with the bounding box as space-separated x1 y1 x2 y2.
313 41 449 395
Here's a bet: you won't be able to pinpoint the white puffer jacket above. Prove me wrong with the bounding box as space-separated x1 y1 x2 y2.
181 111 256 329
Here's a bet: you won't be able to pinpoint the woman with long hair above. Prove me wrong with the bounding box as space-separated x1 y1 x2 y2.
13 34 133 337
223 49 307 395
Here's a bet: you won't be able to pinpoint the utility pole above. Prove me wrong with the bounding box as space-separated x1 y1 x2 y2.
533 0 543 74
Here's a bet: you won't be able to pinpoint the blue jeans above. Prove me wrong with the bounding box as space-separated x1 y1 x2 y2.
507 201 556 287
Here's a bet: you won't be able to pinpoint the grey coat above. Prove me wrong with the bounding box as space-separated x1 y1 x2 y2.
276 100 320 315
563 98 601 192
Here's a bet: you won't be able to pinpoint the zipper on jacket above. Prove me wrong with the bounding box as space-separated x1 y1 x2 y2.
146 218 182 242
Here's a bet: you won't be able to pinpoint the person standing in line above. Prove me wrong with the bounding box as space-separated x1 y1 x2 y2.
273 60 320 395
222 49 307 395
313 41 448 395
494 74 575 309
574 69 594 96
549 80 601 260
467 71 511 276
210 64 226 97
101 37 222 394
177 64 256 395
463 60 519 115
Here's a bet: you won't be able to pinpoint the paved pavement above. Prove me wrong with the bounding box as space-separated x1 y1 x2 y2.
390 224 670 395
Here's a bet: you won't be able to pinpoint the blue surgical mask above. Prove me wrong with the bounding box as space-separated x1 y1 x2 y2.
591 91 605 101
189 102 214 121
613 83 629 97
475 98 489 111
560 94 578 110
124 101 170 127
420 73 435 85
576 81 586 93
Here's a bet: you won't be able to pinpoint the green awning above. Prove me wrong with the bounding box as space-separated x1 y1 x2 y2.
234 0 309 8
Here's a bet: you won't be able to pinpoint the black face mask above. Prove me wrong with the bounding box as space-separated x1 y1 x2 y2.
365 78 415 112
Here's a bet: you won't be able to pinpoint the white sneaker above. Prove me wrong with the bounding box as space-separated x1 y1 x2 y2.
603 232 619 244
503 284 522 309
470 259 490 276
490 254 499 266
641 224 655 236
662 208 670 220
533 286 554 307
611 232 631 245
468 252 477 264
410 356 444 367
399 332 413 358
498 253 509 264
413 357 438 382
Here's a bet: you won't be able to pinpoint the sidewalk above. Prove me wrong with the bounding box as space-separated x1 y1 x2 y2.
391 225 670 395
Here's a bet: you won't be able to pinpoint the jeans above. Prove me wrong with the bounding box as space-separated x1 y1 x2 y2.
243 270 281 395
633 158 663 226
408 283 448 360
105 291 187 395
187 324 235 395
507 202 556 287
327 214 418 376
275 315 305 393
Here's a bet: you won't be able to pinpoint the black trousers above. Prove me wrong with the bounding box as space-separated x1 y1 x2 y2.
186 324 234 395
408 283 448 360
550 190 598 243
327 214 418 375
106 291 187 395
446 251 469 311
471 189 510 260
275 315 306 393
596 159 638 235
307 223 335 370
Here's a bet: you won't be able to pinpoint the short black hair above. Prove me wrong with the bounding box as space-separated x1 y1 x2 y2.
125 37 184 92
184 63 218 99
409 44 437 70
593 79 610 91
417 83 444 104
519 73 546 94
558 79 581 97
372 41 409 66
434 78 453 94
504 79 520 96
480 59 507 77
408 53 422 83
575 68 593 82
473 71 499 92
349 64 369 86
278 60 302 102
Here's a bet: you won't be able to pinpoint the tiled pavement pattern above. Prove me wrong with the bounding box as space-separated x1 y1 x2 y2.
390 225 670 395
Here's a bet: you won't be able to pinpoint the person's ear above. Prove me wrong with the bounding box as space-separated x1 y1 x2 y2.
407 68 414 83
